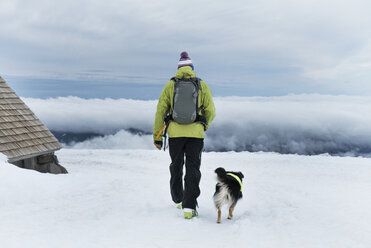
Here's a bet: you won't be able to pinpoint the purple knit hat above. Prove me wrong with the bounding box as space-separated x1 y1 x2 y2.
178 51 194 70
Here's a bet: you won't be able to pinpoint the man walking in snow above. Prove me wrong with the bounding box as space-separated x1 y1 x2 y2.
153 51 215 219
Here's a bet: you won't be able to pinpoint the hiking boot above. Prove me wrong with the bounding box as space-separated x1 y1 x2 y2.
184 209 198 219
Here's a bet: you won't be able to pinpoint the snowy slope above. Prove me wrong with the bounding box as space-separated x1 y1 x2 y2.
1 150 370 248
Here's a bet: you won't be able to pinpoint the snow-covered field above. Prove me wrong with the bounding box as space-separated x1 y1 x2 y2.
1 149 370 248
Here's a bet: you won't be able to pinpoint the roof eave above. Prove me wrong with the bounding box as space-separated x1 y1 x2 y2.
7 147 62 163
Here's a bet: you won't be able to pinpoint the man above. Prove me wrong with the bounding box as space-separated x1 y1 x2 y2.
153 51 215 219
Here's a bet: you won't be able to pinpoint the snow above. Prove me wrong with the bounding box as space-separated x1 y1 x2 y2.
1 149 371 248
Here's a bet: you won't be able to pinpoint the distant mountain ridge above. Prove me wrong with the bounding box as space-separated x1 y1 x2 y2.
51 128 151 145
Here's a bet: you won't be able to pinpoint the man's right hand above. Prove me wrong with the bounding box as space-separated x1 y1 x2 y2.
154 140 162 150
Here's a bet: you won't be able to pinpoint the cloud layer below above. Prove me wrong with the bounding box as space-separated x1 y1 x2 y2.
23 95 371 156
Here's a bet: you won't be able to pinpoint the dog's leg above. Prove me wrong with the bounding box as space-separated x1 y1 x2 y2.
217 207 221 223
228 204 235 219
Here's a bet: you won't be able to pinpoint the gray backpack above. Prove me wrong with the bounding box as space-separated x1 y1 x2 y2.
171 77 202 124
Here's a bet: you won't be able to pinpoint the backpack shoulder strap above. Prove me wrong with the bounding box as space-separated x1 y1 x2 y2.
191 77 205 118
192 77 202 91
171 77 179 82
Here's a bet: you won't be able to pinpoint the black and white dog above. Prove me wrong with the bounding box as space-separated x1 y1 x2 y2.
213 167 244 223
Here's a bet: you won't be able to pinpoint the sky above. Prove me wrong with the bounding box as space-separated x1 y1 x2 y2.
1 0 371 99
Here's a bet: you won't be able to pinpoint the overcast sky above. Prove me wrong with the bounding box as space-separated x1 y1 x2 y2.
1 0 371 98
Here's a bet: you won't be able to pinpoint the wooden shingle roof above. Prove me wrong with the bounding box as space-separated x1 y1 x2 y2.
0 77 62 162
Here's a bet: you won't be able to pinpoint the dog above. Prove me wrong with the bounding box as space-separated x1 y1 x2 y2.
213 167 244 223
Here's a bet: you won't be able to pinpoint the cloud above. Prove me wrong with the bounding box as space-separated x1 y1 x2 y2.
24 96 156 134
70 130 153 149
23 95 371 155
1 0 371 96
205 95 371 155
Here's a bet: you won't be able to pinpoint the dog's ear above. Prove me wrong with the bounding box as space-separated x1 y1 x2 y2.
215 167 226 175
237 172 244 179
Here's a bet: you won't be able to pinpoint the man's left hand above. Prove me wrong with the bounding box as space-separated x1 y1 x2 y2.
154 140 162 150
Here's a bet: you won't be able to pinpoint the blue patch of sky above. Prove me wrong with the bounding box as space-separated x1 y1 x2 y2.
5 76 164 100
5 74 329 100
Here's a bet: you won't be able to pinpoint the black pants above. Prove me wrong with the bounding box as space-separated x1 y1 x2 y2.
169 137 204 210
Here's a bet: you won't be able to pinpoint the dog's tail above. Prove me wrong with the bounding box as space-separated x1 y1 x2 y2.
215 167 228 183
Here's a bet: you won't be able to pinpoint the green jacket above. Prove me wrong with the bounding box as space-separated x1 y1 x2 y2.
153 66 216 141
